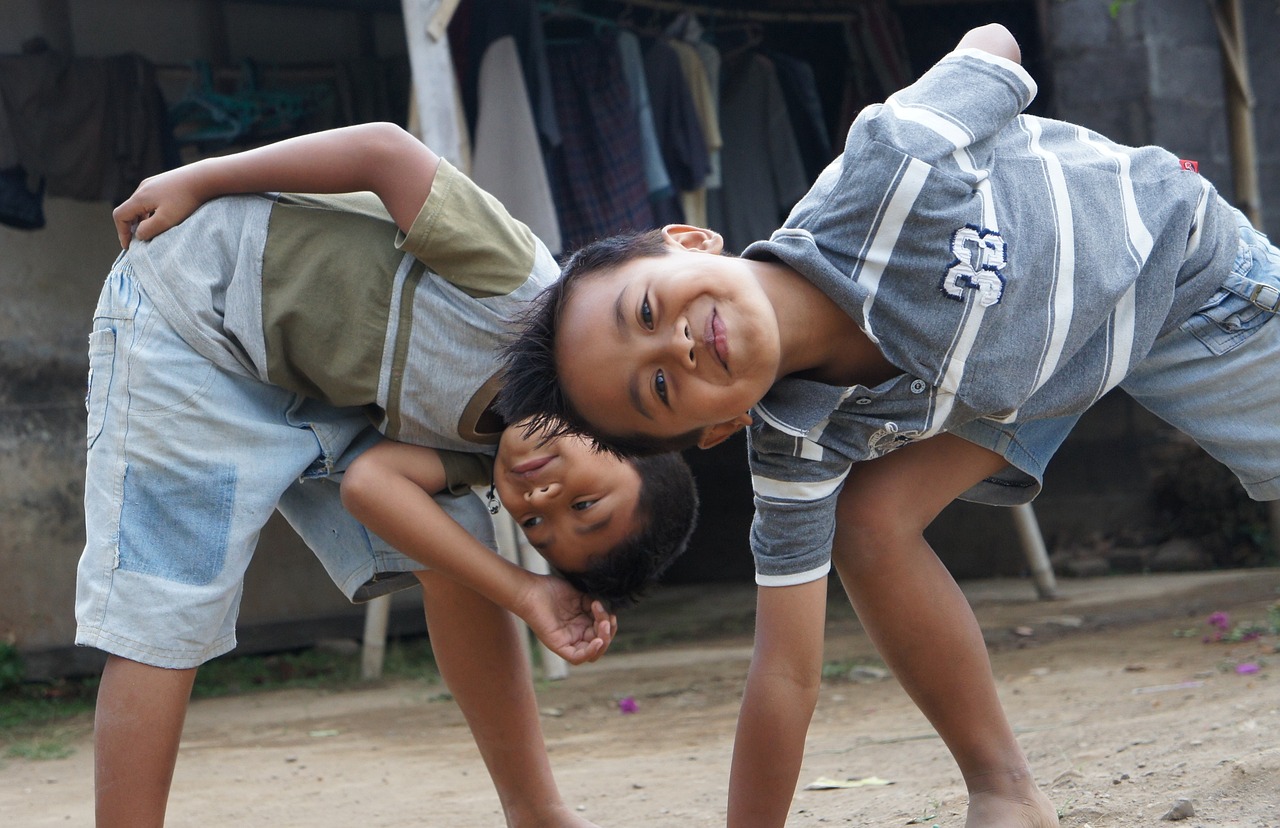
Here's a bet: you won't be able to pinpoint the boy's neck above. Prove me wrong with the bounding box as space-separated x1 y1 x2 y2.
757 261 899 388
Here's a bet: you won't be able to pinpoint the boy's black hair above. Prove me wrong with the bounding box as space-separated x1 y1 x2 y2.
557 451 698 610
497 230 705 457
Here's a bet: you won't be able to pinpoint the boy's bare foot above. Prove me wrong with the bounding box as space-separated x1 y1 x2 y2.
507 802 601 828
965 769 1059 828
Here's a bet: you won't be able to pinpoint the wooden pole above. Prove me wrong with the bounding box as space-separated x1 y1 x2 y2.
1013 503 1059 600
1208 0 1263 227
1207 0 1277 554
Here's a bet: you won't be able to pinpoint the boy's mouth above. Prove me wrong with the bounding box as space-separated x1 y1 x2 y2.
509 455 554 477
705 309 729 371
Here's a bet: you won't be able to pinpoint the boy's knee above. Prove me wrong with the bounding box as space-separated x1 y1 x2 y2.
837 480 925 535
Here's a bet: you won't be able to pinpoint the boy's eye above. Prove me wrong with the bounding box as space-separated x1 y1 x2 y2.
640 295 654 329
655 369 668 402
521 515 544 529
572 499 598 512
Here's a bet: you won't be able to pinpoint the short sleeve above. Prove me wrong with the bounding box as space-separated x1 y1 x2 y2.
432 489 498 553
746 423 853 587
856 48 1036 166
436 449 495 496
397 159 543 298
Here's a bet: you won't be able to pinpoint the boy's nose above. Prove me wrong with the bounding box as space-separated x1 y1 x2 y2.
525 482 561 503
671 320 695 367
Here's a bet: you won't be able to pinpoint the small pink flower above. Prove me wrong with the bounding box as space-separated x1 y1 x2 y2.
1208 611 1231 631
1235 662 1260 675
618 696 638 714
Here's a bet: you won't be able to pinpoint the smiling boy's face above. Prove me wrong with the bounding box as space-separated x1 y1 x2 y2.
554 228 781 448
494 421 642 573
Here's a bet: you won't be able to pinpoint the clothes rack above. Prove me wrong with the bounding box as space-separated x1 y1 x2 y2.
544 0 861 25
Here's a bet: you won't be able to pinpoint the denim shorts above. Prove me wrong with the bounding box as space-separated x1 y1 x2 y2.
76 260 495 669
956 207 1280 505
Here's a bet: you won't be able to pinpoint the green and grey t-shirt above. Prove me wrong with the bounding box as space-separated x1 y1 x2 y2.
125 159 558 468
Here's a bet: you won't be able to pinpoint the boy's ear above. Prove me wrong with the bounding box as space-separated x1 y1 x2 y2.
663 224 724 255
696 412 753 450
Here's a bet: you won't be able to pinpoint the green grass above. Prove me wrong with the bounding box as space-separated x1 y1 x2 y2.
820 656 888 681
7 733 76 761
0 636 443 760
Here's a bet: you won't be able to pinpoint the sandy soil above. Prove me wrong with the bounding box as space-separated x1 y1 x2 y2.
4 570 1279 827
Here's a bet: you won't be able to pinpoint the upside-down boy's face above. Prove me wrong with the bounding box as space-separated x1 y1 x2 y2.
554 229 780 449
494 421 642 574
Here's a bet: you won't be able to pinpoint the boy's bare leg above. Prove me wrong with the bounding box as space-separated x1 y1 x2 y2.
94 655 197 828
832 433 1058 828
417 571 600 828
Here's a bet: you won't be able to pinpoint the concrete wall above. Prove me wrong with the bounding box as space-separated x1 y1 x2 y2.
1047 0 1279 219
0 0 418 679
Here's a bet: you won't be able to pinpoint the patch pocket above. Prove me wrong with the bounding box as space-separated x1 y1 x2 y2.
85 325 117 449
1180 285 1275 356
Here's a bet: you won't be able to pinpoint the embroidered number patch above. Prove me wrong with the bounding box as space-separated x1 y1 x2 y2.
942 225 1007 307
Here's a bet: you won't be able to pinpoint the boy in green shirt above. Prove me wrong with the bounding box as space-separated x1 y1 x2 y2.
84 122 696 827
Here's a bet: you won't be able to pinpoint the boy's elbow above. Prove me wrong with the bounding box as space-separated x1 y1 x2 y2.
958 23 1021 65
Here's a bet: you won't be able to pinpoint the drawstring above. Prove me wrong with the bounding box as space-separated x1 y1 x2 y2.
485 472 500 515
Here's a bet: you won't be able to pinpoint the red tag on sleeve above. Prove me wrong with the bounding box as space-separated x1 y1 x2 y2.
1179 159 1199 173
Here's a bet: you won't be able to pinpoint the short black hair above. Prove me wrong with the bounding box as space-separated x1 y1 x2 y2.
497 230 705 457
557 451 698 610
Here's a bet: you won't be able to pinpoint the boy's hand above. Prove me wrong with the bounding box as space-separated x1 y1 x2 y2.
112 164 213 249
519 575 618 665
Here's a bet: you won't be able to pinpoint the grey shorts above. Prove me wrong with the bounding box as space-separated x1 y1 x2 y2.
76 261 494 669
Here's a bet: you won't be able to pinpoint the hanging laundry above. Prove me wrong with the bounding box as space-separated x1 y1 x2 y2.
665 13 722 190
769 51 833 183
642 38 708 227
451 0 560 151
0 165 44 229
471 36 562 255
545 35 653 252
710 52 807 255
667 38 720 228
615 29 671 202
0 49 170 207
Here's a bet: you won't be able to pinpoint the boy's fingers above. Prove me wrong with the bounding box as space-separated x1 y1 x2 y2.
111 207 159 247
134 211 169 242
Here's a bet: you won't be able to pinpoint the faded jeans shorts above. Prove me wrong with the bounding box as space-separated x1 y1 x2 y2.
76 260 495 669
957 207 1280 504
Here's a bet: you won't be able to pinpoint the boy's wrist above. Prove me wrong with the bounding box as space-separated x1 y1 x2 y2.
188 156 239 201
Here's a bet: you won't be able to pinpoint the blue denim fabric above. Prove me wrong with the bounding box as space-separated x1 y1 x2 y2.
74 261 463 668
1120 209 1280 500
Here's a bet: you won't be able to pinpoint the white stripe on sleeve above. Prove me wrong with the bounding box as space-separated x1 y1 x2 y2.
756 561 832 588
752 468 851 502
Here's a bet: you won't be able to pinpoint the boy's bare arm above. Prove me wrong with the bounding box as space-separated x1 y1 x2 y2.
113 122 437 247
727 579 829 827
340 441 615 665
956 23 1021 64
417 571 604 828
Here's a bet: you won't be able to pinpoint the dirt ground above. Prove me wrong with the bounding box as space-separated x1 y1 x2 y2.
4 570 1279 827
